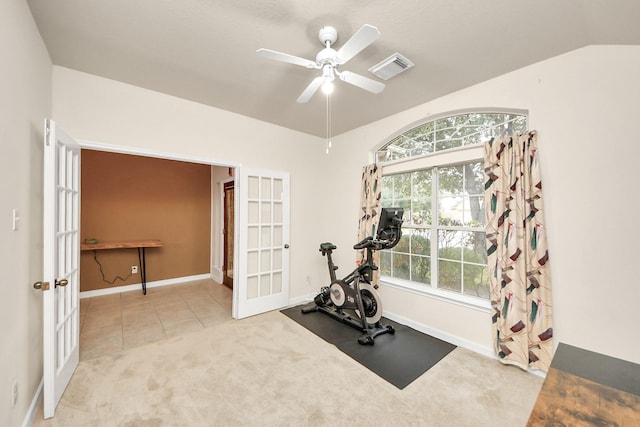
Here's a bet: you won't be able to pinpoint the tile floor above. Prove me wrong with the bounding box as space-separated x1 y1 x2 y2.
79 279 233 361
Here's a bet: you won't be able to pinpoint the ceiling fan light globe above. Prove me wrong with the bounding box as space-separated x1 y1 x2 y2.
321 81 334 95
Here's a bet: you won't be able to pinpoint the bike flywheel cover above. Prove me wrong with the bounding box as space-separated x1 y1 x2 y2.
329 281 346 307
355 282 383 324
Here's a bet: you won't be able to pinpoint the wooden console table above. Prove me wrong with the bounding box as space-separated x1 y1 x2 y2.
80 239 163 295
527 343 640 426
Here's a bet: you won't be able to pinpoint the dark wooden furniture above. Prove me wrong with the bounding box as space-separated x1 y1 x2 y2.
81 239 163 295
527 343 640 426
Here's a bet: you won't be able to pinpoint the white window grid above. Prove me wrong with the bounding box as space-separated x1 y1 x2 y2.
376 111 527 308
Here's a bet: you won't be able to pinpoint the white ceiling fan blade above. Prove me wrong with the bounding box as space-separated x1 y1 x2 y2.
297 76 324 103
256 48 318 69
338 71 385 94
336 24 380 64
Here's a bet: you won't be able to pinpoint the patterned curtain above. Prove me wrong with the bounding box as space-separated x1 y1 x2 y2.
357 164 382 286
485 131 553 372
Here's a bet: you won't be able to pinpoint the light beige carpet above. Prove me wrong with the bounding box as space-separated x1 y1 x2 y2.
33 310 543 426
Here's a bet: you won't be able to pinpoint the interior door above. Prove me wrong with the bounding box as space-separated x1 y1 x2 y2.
235 168 290 319
222 180 234 288
42 119 80 419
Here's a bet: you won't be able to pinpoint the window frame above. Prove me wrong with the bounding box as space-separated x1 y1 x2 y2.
374 109 528 311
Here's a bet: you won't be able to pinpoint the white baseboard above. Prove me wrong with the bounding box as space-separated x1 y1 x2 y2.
79 274 211 299
382 309 496 359
210 266 222 283
288 293 315 307
22 378 43 427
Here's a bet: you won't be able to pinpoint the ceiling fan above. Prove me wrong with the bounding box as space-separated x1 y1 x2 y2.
257 24 385 103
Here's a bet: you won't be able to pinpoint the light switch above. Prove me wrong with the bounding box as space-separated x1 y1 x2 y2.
12 209 20 231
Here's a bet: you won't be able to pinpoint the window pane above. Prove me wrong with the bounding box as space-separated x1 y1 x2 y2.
439 195 464 227
411 170 432 225
381 176 394 200
463 231 487 265
382 174 412 222
463 162 485 226
439 259 461 292
463 264 489 298
380 251 391 276
466 196 484 226
394 233 410 254
438 230 463 261
439 165 463 197
435 130 460 151
439 163 485 227
393 253 410 280
393 173 411 197
409 229 430 255
411 254 431 285
377 112 527 160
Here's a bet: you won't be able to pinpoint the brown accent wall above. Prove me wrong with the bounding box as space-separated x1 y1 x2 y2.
80 150 211 292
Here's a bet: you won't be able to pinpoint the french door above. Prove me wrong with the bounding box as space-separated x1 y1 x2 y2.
234 168 290 318
41 119 80 418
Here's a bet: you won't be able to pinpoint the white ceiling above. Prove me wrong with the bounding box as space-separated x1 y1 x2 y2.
27 0 640 137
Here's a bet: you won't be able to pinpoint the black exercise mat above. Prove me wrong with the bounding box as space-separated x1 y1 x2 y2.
281 304 456 389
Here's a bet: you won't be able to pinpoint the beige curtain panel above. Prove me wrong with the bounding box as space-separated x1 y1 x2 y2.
485 131 554 372
357 164 382 286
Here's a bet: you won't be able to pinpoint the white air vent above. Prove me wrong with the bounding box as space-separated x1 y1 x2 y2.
369 53 414 80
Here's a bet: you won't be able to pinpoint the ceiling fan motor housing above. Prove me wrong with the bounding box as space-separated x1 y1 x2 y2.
316 47 338 66
318 26 338 46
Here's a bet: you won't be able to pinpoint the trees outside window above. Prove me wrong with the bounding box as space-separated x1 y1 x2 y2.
376 111 527 303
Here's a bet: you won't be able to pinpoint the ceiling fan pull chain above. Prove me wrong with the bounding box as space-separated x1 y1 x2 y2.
326 94 332 154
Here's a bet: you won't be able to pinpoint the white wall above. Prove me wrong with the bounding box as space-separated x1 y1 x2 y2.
52 66 330 303
328 45 640 364
0 1 52 425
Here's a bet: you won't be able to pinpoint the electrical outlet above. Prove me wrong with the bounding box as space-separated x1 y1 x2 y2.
11 380 18 408
131 266 138 274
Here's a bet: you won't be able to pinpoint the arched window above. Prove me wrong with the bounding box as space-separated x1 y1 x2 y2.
377 110 527 307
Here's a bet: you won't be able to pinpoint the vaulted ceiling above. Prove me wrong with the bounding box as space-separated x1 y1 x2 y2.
27 0 640 137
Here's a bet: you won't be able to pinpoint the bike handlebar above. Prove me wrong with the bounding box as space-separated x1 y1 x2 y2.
353 236 394 251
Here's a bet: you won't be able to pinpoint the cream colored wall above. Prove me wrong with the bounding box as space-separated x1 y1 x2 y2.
0 1 51 425
52 66 329 303
328 45 640 364
52 47 640 365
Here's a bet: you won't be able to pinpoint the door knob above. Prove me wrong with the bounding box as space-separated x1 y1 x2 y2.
33 281 50 291
55 279 69 288
284 244 290 249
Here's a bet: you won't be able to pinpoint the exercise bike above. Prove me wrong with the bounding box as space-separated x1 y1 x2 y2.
302 207 404 345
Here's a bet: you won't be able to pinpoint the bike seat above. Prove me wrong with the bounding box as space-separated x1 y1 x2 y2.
319 242 337 253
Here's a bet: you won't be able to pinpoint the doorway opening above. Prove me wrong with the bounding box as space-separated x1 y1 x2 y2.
78 140 240 304
77 143 239 360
